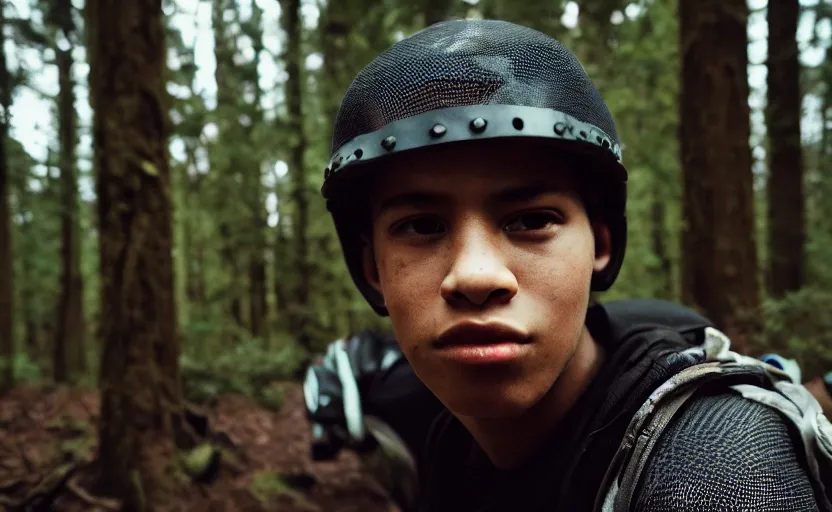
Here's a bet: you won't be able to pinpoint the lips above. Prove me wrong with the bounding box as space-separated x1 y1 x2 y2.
433 321 530 349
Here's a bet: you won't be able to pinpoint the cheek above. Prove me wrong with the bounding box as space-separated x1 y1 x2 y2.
376 250 442 348
516 230 595 326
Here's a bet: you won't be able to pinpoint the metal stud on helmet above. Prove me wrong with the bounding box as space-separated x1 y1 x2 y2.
322 19 629 316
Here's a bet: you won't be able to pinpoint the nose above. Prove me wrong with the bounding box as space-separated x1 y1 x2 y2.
440 223 519 308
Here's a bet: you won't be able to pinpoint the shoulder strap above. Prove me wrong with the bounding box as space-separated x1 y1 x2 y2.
594 327 832 512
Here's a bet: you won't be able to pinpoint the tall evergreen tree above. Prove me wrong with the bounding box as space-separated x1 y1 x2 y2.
766 0 806 298
680 0 761 353
87 0 185 507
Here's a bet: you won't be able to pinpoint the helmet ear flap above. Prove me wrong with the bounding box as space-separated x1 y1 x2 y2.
591 215 626 292
330 204 389 316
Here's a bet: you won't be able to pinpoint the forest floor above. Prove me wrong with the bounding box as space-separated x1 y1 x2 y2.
0 383 397 512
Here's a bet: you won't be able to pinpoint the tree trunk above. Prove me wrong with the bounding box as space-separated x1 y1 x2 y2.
281 0 312 352
321 0 353 146
273 221 288 321
54 0 87 383
218 222 244 330
766 0 805 298
650 195 673 300
247 14 268 339
212 0 250 336
173 160 189 335
86 0 185 508
184 145 205 310
0 3 14 391
680 0 761 354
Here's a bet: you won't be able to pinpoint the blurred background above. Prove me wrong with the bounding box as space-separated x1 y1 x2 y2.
0 0 830 510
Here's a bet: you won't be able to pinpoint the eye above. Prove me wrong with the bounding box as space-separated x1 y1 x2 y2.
392 216 446 237
503 211 562 233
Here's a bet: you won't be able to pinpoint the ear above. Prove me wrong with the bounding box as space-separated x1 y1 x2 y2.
361 238 384 300
591 220 612 274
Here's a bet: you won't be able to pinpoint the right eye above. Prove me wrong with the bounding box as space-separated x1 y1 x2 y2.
391 217 446 237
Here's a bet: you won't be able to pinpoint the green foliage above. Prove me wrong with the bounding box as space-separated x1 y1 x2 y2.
46 413 95 463
762 286 832 379
180 337 303 406
0 353 42 384
12 352 42 383
179 442 220 481
249 471 305 506
585 1 682 301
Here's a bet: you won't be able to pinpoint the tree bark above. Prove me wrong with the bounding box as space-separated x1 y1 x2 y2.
247 9 268 338
766 0 805 298
218 222 244 330
173 161 189 334
281 0 312 352
680 0 761 353
321 0 354 145
54 0 86 383
650 195 673 299
212 0 250 336
0 2 14 391
87 0 185 509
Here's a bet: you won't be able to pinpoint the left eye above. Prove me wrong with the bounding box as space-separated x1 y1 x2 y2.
503 211 562 233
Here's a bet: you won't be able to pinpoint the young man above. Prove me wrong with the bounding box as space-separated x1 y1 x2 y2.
319 19 829 511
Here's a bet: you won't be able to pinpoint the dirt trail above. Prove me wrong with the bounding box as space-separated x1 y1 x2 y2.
0 384 397 511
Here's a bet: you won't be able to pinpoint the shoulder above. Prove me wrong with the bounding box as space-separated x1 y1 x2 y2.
634 392 819 512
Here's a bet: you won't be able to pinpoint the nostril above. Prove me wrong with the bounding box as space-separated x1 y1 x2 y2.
452 291 468 302
493 289 512 299
449 288 512 307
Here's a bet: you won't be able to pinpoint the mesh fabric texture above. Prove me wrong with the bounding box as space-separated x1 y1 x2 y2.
331 19 619 156
634 393 819 512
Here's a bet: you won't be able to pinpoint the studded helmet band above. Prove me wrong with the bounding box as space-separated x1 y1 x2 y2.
321 105 624 199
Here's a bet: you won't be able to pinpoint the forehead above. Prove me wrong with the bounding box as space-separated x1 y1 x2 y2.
370 140 578 202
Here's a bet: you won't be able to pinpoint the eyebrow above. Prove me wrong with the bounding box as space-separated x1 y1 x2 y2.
376 191 448 217
375 184 570 218
490 184 569 205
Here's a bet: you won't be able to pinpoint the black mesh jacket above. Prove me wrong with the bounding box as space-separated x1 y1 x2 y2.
418 305 820 512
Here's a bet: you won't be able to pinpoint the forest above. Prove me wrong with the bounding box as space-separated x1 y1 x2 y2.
0 0 830 510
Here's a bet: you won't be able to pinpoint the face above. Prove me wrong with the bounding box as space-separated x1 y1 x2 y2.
362 141 611 418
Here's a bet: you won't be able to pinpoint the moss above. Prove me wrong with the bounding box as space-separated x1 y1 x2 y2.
249 471 302 506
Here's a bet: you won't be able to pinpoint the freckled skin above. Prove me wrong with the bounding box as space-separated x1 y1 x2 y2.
361 141 611 424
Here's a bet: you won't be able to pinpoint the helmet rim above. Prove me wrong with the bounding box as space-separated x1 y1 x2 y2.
322 104 625 199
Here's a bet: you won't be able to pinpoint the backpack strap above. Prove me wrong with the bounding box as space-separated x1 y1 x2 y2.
594 327 832 512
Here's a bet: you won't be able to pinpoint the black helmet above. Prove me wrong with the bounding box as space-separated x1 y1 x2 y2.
323 19 628 316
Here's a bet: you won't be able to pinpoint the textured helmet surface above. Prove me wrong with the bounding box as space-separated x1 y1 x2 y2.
323 19 628 316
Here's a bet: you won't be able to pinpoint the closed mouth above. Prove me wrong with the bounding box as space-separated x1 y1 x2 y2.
433 321 531 349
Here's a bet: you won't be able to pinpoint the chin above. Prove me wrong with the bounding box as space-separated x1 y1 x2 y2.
439 383 548 419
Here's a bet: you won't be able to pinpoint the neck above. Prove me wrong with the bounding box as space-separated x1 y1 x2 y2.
458 328 605 469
